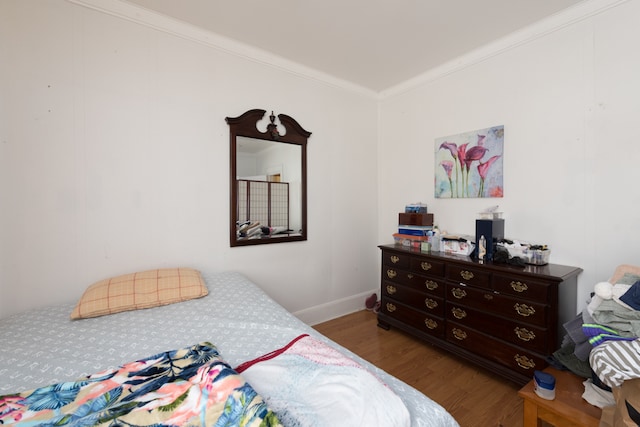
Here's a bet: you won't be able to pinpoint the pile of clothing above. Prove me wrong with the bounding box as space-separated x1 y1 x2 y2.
552 266 640 426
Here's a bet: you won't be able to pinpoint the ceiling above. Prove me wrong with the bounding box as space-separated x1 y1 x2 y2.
124 0 586 92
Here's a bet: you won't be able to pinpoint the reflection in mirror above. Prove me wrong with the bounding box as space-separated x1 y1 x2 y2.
227 109 311 247
237 137 302 235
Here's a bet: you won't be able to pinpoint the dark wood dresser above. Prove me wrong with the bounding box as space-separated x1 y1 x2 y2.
377 244 582 385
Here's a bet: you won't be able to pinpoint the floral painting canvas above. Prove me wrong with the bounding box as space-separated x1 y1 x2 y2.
435 125 504 198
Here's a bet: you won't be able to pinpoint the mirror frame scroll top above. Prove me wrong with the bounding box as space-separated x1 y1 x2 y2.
226 109 311 247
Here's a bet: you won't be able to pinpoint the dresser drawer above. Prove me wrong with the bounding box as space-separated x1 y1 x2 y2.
409 257 445 277
493 273 551 303
446 283 548 327
383 282 444 316
382 250 410 269
446 323 546 377
445 302 548 353
446 263 491 289
405 273 445 298
383 268 445 298
380 297 445 338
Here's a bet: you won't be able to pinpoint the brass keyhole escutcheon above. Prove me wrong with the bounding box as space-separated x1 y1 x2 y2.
511 281 528 293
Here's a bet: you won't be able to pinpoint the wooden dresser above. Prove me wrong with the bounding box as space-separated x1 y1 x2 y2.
377 244 582 385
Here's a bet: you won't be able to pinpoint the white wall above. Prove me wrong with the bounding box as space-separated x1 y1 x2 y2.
378 0 640 311
0 0 379 321
3 0 638 323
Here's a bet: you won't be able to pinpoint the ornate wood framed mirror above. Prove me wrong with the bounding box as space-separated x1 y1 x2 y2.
226 109 311 247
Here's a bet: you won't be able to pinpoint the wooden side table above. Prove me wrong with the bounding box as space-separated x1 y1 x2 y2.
518 367 601 427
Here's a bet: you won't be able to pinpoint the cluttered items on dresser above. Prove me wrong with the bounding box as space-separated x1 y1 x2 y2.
391 203 550 267
392 202 437 250
495 240 550 266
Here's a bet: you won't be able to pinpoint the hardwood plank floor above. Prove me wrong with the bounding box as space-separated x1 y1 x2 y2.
313 310 525 427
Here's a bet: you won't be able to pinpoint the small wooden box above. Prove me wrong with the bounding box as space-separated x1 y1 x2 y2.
398 213 434 226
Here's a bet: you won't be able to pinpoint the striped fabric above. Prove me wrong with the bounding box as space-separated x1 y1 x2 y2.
590 339 640 388
70 268 208 319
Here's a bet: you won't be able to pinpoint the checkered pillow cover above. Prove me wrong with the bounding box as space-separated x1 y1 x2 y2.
71 268 208 319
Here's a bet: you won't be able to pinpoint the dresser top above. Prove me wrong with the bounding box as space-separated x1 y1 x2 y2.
379 244 582 282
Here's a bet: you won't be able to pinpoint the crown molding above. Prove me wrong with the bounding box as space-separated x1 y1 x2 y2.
66 0 378 99
66 0 627 101
378 0 630 99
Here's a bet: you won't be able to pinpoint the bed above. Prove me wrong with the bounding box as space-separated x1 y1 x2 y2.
0 270 458 426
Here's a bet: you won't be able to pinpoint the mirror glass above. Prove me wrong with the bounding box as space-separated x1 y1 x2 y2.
227 109 310 246
236 137 302 235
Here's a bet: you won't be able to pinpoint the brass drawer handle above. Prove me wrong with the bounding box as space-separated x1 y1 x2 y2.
424 318 438 330
451 287 467 299
386 285 397 295
460 270 474 280
386 269 397 279
514 354 536 370
421 262 432 271
514 303 535 317
425 298 438 309
514 327 536 342
452 307 467 319
390 255 400 264
386 303 397 313
511 281 529 293
452 328 467 340
425 280 439 291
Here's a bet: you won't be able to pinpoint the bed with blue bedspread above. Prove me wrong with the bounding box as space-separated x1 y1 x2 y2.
0 271 458 427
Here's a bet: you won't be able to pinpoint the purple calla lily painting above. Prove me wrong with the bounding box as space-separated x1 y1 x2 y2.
435 125 504 198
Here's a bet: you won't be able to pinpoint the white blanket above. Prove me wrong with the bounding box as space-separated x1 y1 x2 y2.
237 334 411 427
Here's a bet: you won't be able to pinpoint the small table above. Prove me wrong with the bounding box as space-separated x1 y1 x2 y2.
518 367 601 427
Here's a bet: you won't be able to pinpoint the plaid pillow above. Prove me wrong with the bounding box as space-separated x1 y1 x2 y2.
70 268 208 319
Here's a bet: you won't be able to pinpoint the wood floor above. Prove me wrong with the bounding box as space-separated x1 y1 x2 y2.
313 310 526 427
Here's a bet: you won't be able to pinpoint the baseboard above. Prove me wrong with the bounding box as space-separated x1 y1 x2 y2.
293 289 378 326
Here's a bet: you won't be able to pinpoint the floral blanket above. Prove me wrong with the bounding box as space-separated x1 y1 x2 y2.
0 342 281 427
